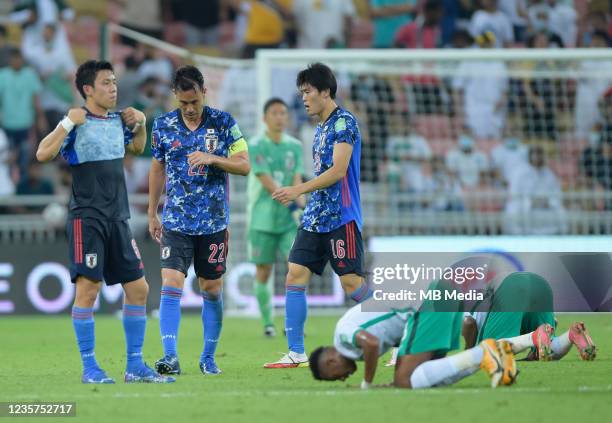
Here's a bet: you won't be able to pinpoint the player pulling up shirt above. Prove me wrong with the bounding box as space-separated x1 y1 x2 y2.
36 60 173 384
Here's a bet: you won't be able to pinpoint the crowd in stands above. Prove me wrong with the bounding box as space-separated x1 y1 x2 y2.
1 0 612 235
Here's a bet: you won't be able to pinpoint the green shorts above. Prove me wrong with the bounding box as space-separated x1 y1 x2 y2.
248 229 296 264
398 311 463 356
398 279 463 357
477 272 555 341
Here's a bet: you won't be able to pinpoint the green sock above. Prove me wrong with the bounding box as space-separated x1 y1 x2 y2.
254 280 273 327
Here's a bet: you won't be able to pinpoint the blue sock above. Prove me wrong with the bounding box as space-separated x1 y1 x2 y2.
349 281 373 303
123 304 146 371
159 286 182 357
285 285 307 354
200 291 223 362
72 306 98 371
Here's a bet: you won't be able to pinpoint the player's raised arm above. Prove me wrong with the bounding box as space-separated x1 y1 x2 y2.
272 142 351 205
36 108 86 162
187 138 250 176
354 330 381 388
122 107 147 155
186 148 250 176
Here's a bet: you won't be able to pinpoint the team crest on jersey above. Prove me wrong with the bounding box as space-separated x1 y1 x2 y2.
205 128 218 153
161 246 171 259
85 254 97 269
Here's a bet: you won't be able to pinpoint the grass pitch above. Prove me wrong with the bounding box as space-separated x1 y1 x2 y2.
1 314 611 423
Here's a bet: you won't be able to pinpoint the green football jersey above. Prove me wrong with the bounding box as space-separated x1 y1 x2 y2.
247 132 304 234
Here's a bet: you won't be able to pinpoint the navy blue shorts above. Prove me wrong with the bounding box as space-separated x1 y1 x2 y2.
160 228 229 280
67 217 144 285
288 221 364 276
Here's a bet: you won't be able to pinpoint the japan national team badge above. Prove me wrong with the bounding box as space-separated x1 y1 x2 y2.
161 246 171 260
85 254 97 269
205 128 218 153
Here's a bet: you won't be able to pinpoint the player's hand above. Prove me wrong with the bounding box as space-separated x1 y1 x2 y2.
272 186 300 206
121 107 146 129
67 108 87 126
187 151 217 167
148 214 162 244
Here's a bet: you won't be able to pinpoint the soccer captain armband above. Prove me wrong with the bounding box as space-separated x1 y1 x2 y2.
228 138 248 156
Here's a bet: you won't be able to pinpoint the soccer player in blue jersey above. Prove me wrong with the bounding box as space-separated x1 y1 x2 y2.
148 65 250 376
36 60 174 384
264 63 372 368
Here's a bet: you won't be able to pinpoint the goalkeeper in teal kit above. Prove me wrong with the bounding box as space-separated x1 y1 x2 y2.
247 97 305 337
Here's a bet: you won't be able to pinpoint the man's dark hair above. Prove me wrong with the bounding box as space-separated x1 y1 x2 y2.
172 65 205 92
263 97 288 114
309 346 327 380
296 63 337 99
0 25 7 38
75 60 114 100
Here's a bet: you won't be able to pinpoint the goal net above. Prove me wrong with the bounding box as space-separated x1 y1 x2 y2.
256 48 612 237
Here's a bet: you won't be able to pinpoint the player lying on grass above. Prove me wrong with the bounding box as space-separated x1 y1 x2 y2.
462 272 597 361
308 298 407 386
310 282 518 389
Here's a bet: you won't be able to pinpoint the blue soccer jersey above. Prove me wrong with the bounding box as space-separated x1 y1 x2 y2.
151 107 245 235
60 109 134 221
301 107 362 233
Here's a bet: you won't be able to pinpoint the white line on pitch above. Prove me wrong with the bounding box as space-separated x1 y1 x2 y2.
5 385 612 400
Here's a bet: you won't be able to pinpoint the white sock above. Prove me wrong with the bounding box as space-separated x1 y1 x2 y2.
551 331 572 360
409 347 483 389
502 333 534 354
